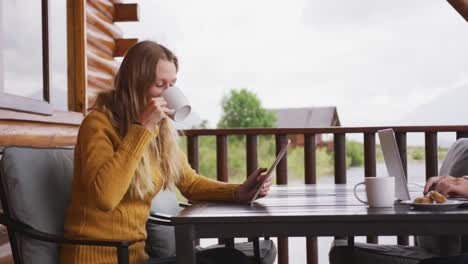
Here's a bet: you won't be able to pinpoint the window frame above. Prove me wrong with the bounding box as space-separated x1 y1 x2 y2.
0 0 53 116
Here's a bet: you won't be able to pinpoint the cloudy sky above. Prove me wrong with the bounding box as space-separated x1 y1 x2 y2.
118 0 468 128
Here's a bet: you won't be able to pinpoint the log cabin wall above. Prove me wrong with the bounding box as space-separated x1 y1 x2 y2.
86 0 139 108
0 1 138 261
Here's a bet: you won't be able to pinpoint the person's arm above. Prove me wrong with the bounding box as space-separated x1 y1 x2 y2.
176 152 272 203
176 152 241 202
79 114 154 211
425 175 468 198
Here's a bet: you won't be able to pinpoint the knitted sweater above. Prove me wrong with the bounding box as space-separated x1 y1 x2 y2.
60 111 240 264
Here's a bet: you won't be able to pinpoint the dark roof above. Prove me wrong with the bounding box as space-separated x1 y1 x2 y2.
268 107 340 128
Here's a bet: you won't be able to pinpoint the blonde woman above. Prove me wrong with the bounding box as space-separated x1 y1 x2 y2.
60 41 272 264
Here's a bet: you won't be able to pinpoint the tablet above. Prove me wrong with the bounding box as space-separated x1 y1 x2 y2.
250 139 290 205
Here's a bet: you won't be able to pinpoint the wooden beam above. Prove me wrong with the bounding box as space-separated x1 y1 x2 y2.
114 38 138 57
114 3 139 22
67 0 87 114
448 0 468 22
0 121 79 147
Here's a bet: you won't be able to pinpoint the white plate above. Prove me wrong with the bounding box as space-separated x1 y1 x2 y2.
400 200 462 211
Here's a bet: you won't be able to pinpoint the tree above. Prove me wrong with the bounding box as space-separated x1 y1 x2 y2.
218 89 276 128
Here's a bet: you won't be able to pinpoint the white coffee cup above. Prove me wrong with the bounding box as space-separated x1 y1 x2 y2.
353 176 395 208
161 86 191 122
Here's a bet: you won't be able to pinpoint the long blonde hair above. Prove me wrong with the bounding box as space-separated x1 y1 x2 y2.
93 41 182 199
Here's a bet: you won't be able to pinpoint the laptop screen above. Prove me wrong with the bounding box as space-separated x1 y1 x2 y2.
377 129 411 201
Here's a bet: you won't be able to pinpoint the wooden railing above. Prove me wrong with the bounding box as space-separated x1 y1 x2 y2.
181 125 468 264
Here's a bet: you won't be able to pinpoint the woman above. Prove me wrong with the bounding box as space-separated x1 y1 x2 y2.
60 41 272 264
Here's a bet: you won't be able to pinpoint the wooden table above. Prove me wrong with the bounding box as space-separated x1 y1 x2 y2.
173 184 468 264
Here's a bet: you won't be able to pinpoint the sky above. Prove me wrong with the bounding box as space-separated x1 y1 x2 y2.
118 0 468 128
2 0 467 130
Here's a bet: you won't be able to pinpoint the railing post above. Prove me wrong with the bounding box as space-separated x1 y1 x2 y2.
216 135 228 182
304 134 316 184
395 132 409 246
456 131 468 139
187 135 199 173
364 133 378 244
246 135 258 177
334 133 346 184
216 135 229 245
246 135 258 244
425 132 438 180
304 134 318 264
395 132 408 176
333 133 348 242
276 134 289 264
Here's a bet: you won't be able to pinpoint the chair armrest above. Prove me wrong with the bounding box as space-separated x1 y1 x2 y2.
147 214 174 226
0 214 143 264
150 212 172 220
179 202 191 208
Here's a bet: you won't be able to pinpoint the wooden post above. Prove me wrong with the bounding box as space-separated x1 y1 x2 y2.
276 134 289 264
395 132 409 246
304 134 318 264
425 132 438 180
187 135 199 173
246 135 258 177
456 131 468 139
67 0 87 113
364 133 378 244
334 134 346 184
216 135 228 182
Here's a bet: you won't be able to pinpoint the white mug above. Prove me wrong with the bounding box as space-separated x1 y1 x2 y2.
161 86 191 122
353 177 395 208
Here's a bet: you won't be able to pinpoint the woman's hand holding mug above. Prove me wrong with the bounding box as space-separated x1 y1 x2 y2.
138 97 174 130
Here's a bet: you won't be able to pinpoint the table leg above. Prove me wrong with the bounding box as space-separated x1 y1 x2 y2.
175 225 196 264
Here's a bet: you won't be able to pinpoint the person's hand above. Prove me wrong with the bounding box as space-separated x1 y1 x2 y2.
138 97 173 130
424 175 468 198
235 168 271 203
424 176 455 195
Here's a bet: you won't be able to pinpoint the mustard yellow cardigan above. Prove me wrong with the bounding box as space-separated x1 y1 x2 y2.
60 110 241 264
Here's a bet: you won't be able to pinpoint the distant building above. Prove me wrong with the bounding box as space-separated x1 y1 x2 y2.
268 107 341 148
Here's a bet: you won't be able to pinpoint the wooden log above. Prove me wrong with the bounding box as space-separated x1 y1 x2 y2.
87 0 114 20
0 121 79 147
87 27 115 56
87 47 119 75
87 3 123 39
114 38 138 57
87 68 114 92
114 3 139 22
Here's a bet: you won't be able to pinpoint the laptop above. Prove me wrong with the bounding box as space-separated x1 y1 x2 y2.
250 139 291 206
377 129 411 201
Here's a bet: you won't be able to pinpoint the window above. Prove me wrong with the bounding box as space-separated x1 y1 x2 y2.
0 0 53 115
